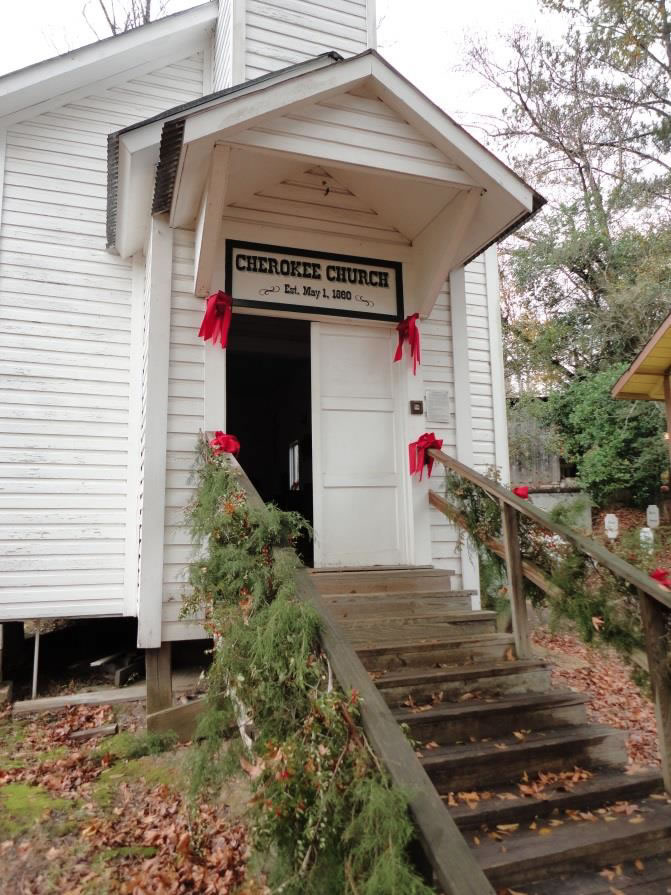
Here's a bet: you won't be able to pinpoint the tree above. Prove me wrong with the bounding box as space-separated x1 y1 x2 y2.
467 22 671 388
82 0 172 37
544 364 667 506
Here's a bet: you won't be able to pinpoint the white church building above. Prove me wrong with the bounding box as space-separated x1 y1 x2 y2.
0 2 541 664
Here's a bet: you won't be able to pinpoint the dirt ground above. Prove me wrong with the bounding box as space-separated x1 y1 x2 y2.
0 702 267 895
532 626 660 769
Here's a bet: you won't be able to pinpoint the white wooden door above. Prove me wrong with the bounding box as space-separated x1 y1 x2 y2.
311 322 407 567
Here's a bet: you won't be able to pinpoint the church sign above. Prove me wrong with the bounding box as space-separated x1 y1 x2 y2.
225 240 404 322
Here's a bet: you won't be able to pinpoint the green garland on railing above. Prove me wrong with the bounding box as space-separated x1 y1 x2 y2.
442 468 654 670
183 437 435 895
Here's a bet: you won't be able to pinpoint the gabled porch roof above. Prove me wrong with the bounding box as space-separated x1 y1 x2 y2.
110 50 544 316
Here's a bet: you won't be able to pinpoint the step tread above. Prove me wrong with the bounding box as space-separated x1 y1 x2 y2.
419 724 620 766
394 689 588 724
375 658 547 688
527 852 671 893
311 565 446 576
356 632 514 656
449 769 663 829
342 609 496 624
323 589 475 601
474 795 671 877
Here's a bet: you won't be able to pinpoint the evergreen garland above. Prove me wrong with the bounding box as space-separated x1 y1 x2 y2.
184 437 435 895
441 468 653 668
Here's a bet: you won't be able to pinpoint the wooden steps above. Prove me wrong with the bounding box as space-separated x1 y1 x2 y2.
323 589 474 616
526 853 671 893
421 724 628 791
474 794 671 889
449 768 663 830
396 690 589 744
357 632 516 671
313 564 670 892
311 566 454 595
343 609 496 645
375 657 550 706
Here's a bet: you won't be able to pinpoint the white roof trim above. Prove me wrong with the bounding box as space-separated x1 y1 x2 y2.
0 2 217 121
177 52 537 214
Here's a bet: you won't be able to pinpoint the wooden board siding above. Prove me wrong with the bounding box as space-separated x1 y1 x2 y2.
224 163 408 246
244 0 369 80
0 54 206 622
424 282 461 586
161 230 207 642
229 91 463 187
213 0 233 91
426 260 499 590
465 258 497 472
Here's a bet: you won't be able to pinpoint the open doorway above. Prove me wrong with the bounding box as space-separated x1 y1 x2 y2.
226 314 313 565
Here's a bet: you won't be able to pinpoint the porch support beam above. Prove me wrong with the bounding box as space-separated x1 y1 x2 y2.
137 214 173 649
193 143 231 297
414 189 482 318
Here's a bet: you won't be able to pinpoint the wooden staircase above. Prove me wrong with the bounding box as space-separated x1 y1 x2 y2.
312 566 671 894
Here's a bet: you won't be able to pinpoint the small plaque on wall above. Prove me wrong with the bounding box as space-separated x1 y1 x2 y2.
425 388 452 424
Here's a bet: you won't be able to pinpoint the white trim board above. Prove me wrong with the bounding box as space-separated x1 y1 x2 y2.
0 3 216 122
485 245 511 482
449 267 481 605
124 253 146 617
137 215 174 649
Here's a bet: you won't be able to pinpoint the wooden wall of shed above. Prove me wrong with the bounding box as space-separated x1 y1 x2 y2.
0 53 206 621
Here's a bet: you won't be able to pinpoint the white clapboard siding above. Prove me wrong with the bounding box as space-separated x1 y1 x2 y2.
214 0 233 90
464 258 497 472
230 91 463 186
0 53 205 621
161 230 207 642
244 0 369 80
424 258 498 589
423 282 463 587
225 164 408 246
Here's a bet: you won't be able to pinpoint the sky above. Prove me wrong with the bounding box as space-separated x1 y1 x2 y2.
0 0 561 130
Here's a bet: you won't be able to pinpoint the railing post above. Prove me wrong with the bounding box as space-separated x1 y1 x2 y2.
500 501 531 658
637 588 671 792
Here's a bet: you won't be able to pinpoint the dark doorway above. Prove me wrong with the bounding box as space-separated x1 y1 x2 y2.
226 314 313 565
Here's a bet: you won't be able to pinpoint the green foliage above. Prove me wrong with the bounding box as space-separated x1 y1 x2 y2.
544 364 667 507
187 437 433 895
93 730 178 761
442 470 650 668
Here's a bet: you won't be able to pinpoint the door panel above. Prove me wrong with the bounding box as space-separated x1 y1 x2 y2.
311 323 405 567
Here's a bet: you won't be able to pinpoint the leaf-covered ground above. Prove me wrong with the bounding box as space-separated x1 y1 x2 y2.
0 703 268 895
532 627 660 769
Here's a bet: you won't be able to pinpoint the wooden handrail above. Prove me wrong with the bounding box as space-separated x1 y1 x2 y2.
228 457 494 895
428 448 671 611
428 447 671 793
428 491 563 600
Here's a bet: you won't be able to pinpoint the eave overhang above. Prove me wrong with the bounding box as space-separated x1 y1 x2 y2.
612 310 671 401
0 2 217 124
111 49 545 315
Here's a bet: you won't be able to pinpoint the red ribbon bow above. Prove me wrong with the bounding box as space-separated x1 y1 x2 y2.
408 433 443 480
210 431 240 456
650 568 671 589
513 486 530 500
394 313 421 375
198 291 233 348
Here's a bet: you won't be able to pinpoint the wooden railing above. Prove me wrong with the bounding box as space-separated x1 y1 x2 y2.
427 447 671 793
229 457 495 895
